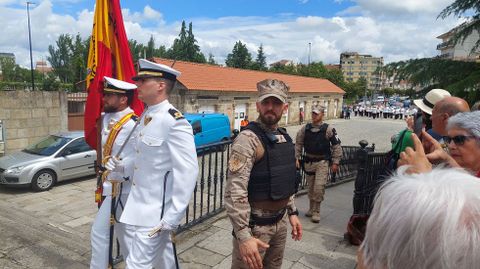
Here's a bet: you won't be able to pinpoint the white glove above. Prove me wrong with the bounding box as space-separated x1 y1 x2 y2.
148 220 175 237
105 156 122 172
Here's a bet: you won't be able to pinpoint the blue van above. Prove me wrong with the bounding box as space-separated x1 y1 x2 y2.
184 113 232 149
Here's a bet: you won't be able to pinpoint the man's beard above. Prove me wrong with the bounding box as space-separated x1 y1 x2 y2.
103 105 119 113
259 111 282 126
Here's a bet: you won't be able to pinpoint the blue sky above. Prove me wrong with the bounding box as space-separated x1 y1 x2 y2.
0 0 462 68
50 0 355 23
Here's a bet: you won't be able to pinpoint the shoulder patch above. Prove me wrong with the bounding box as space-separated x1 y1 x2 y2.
168 108 185 120
228 151 248 173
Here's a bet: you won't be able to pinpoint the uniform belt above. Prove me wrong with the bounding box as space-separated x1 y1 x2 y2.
304 156 326 162
249 208 286 227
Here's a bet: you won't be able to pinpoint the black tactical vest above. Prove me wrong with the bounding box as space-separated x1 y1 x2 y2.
245 122 297 202
303 123 331 158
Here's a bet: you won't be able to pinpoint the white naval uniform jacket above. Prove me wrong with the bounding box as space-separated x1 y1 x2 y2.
101 107 136 196
120 100 199 229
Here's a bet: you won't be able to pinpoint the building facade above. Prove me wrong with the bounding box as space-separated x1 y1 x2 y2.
437 21 480 62
340 52 383 90
153 58 345 131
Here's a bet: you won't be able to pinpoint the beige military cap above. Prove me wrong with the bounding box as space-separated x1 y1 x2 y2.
312 105 326 114
257 79 289 103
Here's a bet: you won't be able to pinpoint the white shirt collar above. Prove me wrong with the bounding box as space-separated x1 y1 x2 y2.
145 99 170 114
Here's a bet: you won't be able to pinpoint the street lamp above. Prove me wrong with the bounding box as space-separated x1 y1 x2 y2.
26 1 35 91
308 42 311 66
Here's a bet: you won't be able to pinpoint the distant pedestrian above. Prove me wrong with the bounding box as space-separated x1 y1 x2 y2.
299 107 305 124
240 115 249 131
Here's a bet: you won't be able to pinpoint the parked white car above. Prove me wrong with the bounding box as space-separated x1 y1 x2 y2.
0 132 96 191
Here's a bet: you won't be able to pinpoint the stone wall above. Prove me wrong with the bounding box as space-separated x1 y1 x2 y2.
0 91 68 154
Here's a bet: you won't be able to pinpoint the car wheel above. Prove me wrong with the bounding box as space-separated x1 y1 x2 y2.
31 170 56 191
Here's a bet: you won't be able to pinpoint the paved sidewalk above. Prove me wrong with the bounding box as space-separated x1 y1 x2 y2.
176 181 358 269
0 179 357 269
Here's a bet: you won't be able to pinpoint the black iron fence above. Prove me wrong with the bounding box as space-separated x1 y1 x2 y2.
352 147 389 216
178 141 232 232
177 140 374 232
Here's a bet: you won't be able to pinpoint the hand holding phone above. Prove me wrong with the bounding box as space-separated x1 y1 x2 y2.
413 112 423 138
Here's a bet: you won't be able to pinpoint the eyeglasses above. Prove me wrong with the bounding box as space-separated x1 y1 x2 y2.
443 135 477 146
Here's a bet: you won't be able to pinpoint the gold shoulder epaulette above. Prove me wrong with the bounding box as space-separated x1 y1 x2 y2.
168 108 184 120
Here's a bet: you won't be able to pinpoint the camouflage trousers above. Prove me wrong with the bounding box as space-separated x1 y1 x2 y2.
231 209 288 269
304 160 329 203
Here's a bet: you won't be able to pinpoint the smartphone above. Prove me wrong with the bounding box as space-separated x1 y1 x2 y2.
413 112 423 137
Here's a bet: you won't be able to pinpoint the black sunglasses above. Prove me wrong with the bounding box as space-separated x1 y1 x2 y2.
443 135 476 145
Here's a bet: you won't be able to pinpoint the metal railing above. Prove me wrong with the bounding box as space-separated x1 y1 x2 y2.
178 140 232 232
178 140 373 232
352 145 388 215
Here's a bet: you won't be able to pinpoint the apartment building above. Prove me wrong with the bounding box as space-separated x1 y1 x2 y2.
437 21 480 62
340 52 383 90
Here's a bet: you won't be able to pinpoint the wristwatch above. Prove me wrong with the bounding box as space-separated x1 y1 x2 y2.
288 209 299 216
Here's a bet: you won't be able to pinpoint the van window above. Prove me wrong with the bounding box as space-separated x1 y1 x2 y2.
192 121 202 135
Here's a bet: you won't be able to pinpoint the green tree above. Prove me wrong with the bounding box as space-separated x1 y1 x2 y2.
71 34 87 84
382 58 480 104
186 22 206 62
41 72 61 91
268 62 296 74
129 39 145 63
146 35 156 59
207 53 217 65
155 45 168 58
167 21 206 62
48 34 74 83
251 44 267 70
225 41 252 69
381 87 395 98
167 21 187 60
438 0 480 52
343 77 368 100
0 57 18 81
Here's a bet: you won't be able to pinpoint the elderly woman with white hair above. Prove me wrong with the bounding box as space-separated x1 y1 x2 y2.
357 168 480 269
399 111 480 177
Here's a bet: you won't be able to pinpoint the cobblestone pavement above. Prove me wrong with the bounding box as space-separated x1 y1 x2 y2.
0 117 406 268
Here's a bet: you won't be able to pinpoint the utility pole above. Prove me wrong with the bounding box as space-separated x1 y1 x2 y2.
26 1 35 90
308 42 311 66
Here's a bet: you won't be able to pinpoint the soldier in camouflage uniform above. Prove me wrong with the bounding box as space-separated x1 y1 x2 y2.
295 106 342 223
225 79 303 269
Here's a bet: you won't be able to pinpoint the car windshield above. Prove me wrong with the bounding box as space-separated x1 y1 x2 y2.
23 135 72 156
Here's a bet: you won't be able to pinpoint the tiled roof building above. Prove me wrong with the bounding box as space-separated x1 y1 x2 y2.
152 58 345 130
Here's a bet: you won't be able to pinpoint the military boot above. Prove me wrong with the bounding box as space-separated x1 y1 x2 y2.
311 203 321 223
305 200 314 217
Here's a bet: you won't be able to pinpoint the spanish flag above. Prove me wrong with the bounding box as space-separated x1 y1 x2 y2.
84 0 144 149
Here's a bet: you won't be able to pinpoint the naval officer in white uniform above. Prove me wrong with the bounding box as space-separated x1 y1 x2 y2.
107 59 198 268
90 76 138 268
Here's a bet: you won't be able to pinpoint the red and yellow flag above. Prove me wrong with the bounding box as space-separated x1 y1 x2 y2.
84 0 144 149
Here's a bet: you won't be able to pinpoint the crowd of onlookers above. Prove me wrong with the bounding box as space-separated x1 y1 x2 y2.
342 104 418 120
355 90 480 269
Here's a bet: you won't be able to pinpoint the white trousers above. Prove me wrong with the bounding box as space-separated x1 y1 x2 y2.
90 194 130 269
124 224 177 269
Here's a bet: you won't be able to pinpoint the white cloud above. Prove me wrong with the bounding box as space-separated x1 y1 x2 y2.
343 0 454 17
122 5 165 25
0 0 463 70
0 0 17 5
